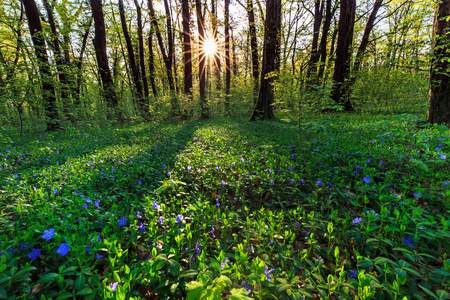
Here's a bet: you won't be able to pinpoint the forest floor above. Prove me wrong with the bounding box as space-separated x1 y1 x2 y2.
0 112 449 299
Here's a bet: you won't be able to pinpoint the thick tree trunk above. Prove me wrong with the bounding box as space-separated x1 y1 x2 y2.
247 0 259 105
317 0 334 80
211 0 221 92
118 0 143 110
42 0 72 120
306 0 323 83
330 0 355 111
427 1 450 125
22 0 60 130
182 0 193 118
196 0 208 118
133 0 150 115
90 0 120 120
250 0 281 120
225 0 231 113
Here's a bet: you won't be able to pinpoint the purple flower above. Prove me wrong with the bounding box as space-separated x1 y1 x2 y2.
402 236 413 247
216 166 221 171
42 228 56 240
210 225 215 238
28 248 41 260
216 199 220 209
96 253 104 260
347 269 358 278
194 242 201 255
353 217 362 224
290 179 295 185
20 242 28 250
220 180 225 186
240 157 244 162
317 256 324 263
243 281 251 296
136 211 142 218
95 200 100 208
366 210 379 216
139 223 145 232
152 201 160 210
439 154 447 160
269 169 273 174
380 160 384 166
162 164 166 168
110 282 119 292
413 192 422 198
317 180 323 187
445 181 449 186
301 179 305 184
363 177 371 183
186 166 192 171
137 180 142 185
86 246 91 254
118 217 127 226
56 243 70 256
159 216 165 224
176 214 183 223
264 265 275 281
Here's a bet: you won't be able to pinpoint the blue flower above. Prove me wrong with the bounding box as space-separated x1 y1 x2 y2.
402 236 413 247
317 180 323 186
110 282 119 292
439 154 447 160
301 179 305 184
137 180 142 185
57 243 70 256
413 192 422 198
216 166 221 171
167 172 171 177
243 280 251 296
96 253 104 260
139 223 145 232
28 248 41 260
136 211 141 218
42 228 55 240
118 217 127 226
194 242 201 256
162 164 166 168
176 214 183 223
221 257 230 270
152 201 160 210
445 181 449 186
186 166 192 171
380 160 384 166
240 157 244 162
264 265 275 281
347 269 358 278
363 177 371 183
210 225 215 238
353 217 362 224
366 210 379 216
159 216 165 224
290 179 295 185
20 242 29 250
216 199 220 209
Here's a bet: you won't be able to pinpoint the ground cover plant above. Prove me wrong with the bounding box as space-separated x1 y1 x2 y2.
0 113 449 300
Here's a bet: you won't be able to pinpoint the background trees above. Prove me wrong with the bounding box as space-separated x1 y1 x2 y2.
0 0 439 130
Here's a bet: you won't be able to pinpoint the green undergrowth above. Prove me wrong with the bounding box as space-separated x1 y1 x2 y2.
0 113 449 299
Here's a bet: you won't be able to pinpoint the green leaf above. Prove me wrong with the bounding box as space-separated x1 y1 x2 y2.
229 288 252 300
37 273 59 284
357 259 373 268
76 288 93 296
75 275 86 291
437 290 450 300
56 292 74 300
0 287 6 299
275 283 290 294
186 281 203 300
419 286 438 300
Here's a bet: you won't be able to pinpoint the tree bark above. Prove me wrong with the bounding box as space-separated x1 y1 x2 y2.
118 0 143 110
306 0 323 82
225 0 231 113
330 0 355 111
182 0 193 118
42 0 72 120
75 17 92 108
148 24 157 97
247 0 259 105
427 1 450 125
133 0 150 115
250 0 281 120
22 0 60 130
196 0 208 118
211 0 221 91
317 0 335 80
90 0 120 120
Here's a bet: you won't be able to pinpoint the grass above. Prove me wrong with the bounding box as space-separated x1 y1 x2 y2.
0 112 449 300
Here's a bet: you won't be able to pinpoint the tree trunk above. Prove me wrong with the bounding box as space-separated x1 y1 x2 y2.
196 0 208 118
427 1 450 125
182 0 193 118
353 0 383 74
225 0 231 113
133 0 150 115
317 0 334 80
148 24 157 97
118 0 143 111
211 0 221 91
90 0 120 120
250 0 281 120
75 17 92 108
306 0 323 83
247 0 259 105
330 0 355 111
42 0 72 121
22 0 60 130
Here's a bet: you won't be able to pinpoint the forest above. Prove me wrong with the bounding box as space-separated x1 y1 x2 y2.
0 0 450 299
